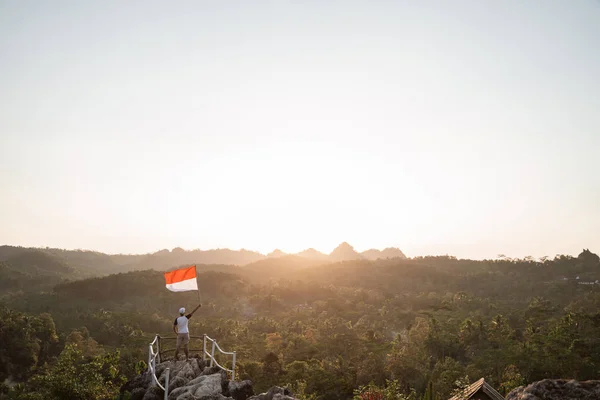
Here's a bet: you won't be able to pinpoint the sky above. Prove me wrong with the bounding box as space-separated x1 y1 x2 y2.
1 0 599 259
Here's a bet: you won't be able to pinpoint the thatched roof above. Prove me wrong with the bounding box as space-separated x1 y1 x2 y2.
448 378 505 400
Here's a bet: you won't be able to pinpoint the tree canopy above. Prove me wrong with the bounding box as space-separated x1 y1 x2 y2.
1 248 599 399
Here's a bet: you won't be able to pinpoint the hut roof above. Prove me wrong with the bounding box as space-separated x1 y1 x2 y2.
448 378 505 400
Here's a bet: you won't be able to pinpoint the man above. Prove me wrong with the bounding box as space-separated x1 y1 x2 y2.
173 303 201 361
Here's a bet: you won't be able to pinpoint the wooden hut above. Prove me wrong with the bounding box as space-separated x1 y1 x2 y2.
448 378 504 400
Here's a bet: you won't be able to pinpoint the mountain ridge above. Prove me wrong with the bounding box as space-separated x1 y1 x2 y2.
0 243 407 271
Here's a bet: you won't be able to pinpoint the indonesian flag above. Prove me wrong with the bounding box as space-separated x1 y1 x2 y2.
164 265 198 292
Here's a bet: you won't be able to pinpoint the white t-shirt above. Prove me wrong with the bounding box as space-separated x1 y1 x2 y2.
174 314 191 334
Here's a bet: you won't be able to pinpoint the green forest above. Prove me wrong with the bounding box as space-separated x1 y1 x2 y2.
1 246 599 400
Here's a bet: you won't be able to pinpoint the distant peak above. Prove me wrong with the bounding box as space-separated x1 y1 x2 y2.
361 247 407 260
333 242 355 251
330 242 361 261
153 249 171 255
295 248 329 260
300 248 323 254
267 249 287 258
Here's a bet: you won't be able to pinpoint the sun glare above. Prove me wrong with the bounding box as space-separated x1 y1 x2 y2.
168 140 435 255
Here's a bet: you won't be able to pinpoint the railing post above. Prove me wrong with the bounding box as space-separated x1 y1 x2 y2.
203 334 207 361
232 351 236 381
148 344 153 373
164 367 170 400
157 335 161 364
210 340 216 367
152 356 157 387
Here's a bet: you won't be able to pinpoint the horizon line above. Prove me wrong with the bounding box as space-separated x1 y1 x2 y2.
1 242 593 261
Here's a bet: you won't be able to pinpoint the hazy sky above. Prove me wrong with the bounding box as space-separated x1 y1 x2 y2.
1 1 599 259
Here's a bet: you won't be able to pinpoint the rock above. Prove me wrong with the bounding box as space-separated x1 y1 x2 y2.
169 374 223 400
122 359 292 400
155 362 168 377
129 387 146 400
267 386 293 400
169 385 190 400
247 395 265 400
506 379 600 400
248 386 297 400
142 386 164 400
120 371 151 395
201 365 224 376
192 358 208 375
194 374 223 397
271 396 296 400
227 380 254 400
172 393 194 400
167 376 189 392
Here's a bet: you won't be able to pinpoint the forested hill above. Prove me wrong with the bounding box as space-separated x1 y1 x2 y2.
0 243 407 279
1 249 599 399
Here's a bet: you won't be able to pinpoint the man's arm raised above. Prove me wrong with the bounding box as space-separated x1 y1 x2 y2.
188 303 202 318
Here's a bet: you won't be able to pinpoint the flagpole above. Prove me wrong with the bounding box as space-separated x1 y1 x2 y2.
195 265 202 304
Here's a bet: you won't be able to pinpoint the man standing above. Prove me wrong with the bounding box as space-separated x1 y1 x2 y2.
173 303 201 361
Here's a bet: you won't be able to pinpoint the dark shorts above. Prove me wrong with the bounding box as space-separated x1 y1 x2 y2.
177 333 190 346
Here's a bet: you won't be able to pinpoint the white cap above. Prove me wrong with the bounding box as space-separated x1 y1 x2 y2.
179 307 185 314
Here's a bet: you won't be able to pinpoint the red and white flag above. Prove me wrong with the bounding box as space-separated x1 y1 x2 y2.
164 265 198 292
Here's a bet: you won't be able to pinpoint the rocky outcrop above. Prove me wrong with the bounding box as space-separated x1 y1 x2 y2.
506 379 600 400
120 358 297 400
228 380 254 400
248 386 296 400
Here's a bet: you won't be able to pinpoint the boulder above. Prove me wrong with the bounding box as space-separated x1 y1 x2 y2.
194 374 223 397
142 386 164 400
506 379 600 400
200 365 224 376
248 386 297 400
167 376 189 392
227 380 254 400
129 387 146 400
169 373 222 400
120 371 151 395
121 359 293 400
